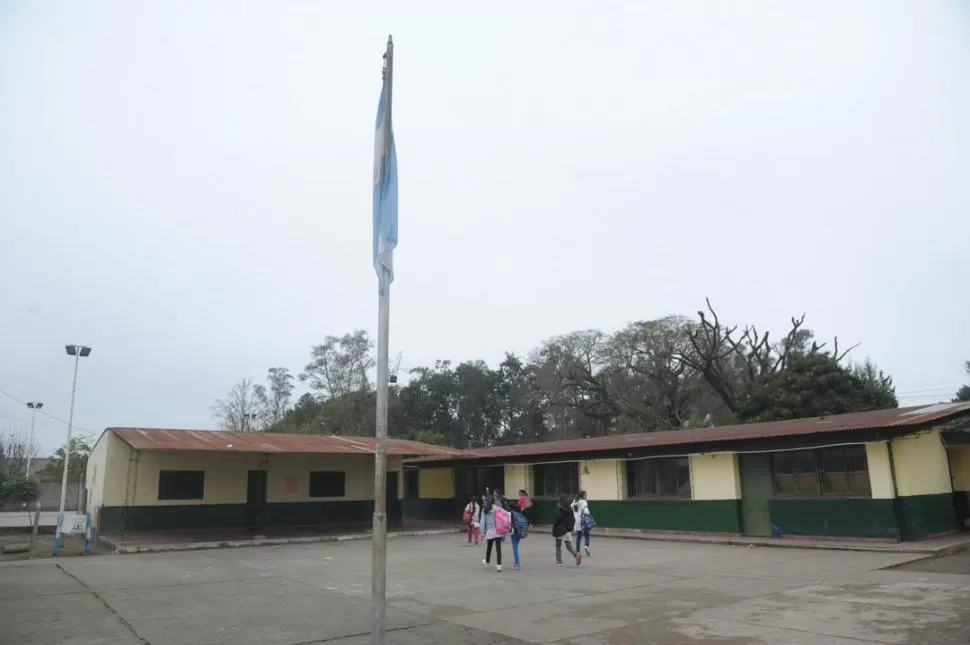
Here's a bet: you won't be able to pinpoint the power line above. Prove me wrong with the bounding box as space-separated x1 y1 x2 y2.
0 386 96 435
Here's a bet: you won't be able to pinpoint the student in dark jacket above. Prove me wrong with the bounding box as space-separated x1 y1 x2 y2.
552 494 578 566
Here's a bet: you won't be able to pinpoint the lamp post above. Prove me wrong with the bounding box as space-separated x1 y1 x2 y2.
25 402 43 476
59 345 91 517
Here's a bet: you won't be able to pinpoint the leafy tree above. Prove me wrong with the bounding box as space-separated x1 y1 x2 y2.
0 473 39 505
38 436 92 483
954 361 970 403
300 330 375 399
737 353 898 423
254 367 295 426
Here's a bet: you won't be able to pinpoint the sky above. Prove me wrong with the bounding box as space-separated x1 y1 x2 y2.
1 1 968 455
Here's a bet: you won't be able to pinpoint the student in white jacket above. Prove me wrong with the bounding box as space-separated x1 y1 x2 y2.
572 490 592 558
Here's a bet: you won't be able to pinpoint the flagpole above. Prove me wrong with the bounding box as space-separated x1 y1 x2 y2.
371 35 393 645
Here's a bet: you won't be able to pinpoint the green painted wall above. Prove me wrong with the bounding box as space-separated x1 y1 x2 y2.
529 499 742 533
897 493 958 541
99 500 396 533
768 499 899 539
403 498 461 522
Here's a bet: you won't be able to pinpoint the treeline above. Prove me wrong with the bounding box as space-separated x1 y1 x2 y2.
211 300 900 448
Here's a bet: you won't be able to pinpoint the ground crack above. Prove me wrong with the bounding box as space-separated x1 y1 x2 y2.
285 621 433 645
55 562 151 644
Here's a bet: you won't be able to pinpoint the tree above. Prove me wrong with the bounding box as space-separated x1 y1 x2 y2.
38 436 92 484
954 361 970 403
678 299 857 415
0 430 36 477
253 367 295 426
737 353 898 423
300 330 375 400
211 377 262 431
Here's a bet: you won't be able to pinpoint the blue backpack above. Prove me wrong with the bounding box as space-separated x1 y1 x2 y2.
511 510 529 539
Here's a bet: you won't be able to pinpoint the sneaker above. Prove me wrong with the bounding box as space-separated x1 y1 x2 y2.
575 553 582 566
514 564 520 570
496 564 502 572
584 545 591 556
557 562 563 567
482 559 487 569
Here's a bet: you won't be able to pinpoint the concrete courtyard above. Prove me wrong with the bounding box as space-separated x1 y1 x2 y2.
2 534 970 645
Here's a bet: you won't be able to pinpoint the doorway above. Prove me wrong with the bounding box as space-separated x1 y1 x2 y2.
739 454 773 537
246 470 268 531
386 473 401 525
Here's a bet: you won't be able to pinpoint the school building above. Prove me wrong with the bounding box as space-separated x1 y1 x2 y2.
84 427 462 534
402 403 970 542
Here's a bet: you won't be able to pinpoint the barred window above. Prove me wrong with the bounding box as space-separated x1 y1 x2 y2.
772 446 871 497
532 463 579 498
626 458 691 498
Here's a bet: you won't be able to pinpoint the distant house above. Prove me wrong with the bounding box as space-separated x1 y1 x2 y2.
402 403 970 542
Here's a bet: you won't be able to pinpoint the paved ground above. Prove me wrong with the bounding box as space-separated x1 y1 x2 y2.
893 549 970 575
3 534 970 645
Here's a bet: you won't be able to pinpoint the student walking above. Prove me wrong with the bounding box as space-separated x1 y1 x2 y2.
572 490 593 558
517 489 533 525
463 496 481 545
481 494 504 571
552 494 578 566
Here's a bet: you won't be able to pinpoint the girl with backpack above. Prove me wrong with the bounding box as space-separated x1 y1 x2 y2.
572 490 594 559
517 489 533 525
480 494 506 571
463 496 481 545
552 494 579 566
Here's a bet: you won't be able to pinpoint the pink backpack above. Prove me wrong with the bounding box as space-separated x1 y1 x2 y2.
494 506 512 536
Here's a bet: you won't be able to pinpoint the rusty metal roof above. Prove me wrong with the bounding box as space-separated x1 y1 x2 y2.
411 403 970 463
108 428 465 458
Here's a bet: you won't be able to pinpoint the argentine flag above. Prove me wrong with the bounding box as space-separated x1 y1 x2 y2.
373 84 398 295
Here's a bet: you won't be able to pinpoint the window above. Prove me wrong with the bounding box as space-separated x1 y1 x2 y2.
158 470 205 500
626 458 691 498
772 446 871 497
404 469 419 499
309 471 346 498
532 463 579 498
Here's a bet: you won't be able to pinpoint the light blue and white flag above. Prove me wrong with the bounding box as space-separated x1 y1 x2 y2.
373 83 398 295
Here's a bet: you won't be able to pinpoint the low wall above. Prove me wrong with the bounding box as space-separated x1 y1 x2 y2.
99 499 403 533
530 499 743 534
768 498 899 539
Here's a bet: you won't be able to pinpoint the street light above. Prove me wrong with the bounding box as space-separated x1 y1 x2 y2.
25 402 43 476
59 345 92 523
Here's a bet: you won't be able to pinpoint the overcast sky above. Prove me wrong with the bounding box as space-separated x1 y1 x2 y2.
1 1 968 455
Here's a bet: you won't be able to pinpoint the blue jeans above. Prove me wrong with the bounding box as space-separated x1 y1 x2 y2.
510 532 521 567
574 528 590 552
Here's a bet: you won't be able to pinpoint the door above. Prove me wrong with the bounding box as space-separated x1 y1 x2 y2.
740 454 773 537
246 470 268 531
386 474 402 526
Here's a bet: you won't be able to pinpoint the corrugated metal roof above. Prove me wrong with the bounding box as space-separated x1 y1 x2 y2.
108 428 465 458
412 403 970 462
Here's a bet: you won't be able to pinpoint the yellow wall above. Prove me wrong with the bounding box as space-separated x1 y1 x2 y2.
947 446 970 492
579 460 622 500
504 464 530 496
689 453 741 500
125 451 377 506
418 467 454 499
865 442 896 499
86 430 133 512
892 429 952 497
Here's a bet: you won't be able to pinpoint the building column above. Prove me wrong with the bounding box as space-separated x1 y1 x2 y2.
688 452 742 534
578 460 622 500
891 429 957 540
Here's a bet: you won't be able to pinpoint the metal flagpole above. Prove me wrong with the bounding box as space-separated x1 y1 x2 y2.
371 35 394 645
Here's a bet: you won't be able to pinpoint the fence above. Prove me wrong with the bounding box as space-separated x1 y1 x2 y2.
0 482 84 513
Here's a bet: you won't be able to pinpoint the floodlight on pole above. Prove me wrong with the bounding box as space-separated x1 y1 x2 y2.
25 402 43 476
55 344 92 551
